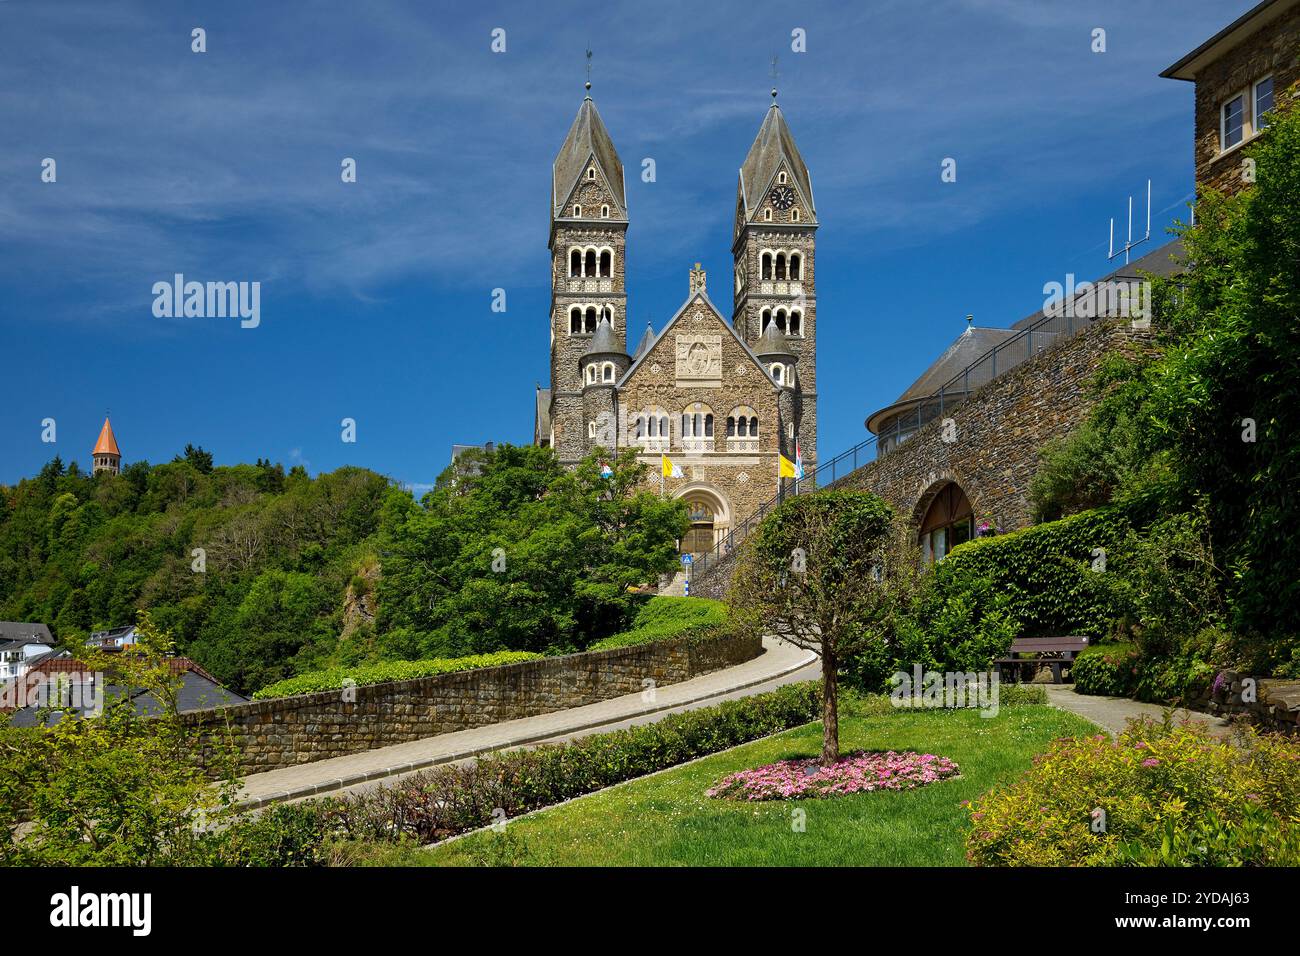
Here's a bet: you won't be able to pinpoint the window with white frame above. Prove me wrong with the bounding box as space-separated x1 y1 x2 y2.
1222 92 1246 150
585 364 598 385
600 204 610 218
602 362 615 382
1255 75 1275 132
680 405 714 449
573 204 582 216
725 407 760 449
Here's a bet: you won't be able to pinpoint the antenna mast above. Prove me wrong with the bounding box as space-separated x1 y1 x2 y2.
1108 179 1152 264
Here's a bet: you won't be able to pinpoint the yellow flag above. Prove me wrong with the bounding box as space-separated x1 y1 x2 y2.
662 455 682 478
778 454 798 478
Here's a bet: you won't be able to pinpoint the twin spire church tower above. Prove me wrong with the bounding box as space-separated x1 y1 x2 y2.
534 84 819 553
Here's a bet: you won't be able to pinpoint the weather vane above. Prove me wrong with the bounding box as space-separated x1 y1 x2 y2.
585 47 593 92
770 54 779 99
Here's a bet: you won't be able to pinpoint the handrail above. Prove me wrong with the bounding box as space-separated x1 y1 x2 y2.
690 288 1136 578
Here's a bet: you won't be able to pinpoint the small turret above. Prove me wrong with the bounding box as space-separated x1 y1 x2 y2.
92 416 121 476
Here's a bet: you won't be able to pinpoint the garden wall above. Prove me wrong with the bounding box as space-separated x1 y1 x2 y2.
182 631 763 774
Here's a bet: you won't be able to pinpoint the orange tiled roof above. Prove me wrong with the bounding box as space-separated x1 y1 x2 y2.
93 417 120 457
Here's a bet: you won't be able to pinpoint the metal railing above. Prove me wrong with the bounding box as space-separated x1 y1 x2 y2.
691 289 1143 578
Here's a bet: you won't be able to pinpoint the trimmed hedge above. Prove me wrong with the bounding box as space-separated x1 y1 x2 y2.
207 681 822 863
252 651 543 699
935 507 1133 639
588 596 728 650
1072 642 1139 696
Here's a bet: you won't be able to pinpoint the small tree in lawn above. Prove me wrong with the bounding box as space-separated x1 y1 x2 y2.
729 490 895 765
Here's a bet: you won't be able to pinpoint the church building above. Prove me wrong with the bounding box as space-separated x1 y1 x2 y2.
534 84 818 554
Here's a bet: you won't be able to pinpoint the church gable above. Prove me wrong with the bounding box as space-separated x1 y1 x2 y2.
557 154 625 220
619 292 771 393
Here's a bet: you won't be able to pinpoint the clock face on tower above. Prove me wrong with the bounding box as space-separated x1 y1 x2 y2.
768 185 795 210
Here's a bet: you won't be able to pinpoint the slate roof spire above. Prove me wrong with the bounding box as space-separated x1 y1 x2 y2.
552 92 626 220
737 98 816 226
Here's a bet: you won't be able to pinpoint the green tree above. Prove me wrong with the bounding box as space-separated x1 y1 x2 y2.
729 490 895 764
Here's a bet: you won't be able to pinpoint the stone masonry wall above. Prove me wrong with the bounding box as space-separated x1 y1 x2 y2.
829 318 1158 532
691 317 1159 599
182 631 763 774
1192 4 1299 198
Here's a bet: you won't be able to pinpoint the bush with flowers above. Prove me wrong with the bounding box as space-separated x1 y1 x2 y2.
707 750 960 801
965 716 1300 866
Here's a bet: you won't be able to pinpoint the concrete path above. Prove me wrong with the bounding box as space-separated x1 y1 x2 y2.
1042 683 1233 739
236 637 818 809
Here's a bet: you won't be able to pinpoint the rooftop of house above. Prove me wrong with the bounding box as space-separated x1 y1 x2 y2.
0 622 53 646
1161 0 1299 81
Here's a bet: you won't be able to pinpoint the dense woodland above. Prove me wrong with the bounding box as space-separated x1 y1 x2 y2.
0 444 686 695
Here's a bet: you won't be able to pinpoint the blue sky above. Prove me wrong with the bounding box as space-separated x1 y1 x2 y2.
0 0 1249 489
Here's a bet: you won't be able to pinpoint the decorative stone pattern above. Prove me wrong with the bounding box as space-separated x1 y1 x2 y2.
1188 4 1299 198
181 632 763 774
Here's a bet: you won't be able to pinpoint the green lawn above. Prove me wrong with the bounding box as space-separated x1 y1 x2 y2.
384 704 1097 867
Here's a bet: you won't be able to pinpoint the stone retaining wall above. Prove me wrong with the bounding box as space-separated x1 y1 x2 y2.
182 631 763 773
1198 673 1300 735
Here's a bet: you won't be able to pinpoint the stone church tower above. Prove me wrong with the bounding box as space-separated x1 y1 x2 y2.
732 89 818 473
545 84 628 466
92 416 121 475
534 85 820 554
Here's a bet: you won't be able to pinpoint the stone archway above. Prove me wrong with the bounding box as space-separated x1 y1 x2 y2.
912 473 977 564
673 483 732 555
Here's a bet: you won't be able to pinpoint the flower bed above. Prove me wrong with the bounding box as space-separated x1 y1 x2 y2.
707 750 960 801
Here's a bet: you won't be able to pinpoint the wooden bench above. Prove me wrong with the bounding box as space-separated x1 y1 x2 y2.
995 636 1090 684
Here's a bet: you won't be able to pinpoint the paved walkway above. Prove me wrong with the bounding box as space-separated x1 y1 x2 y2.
1042 683 1233 739
236 637 819 809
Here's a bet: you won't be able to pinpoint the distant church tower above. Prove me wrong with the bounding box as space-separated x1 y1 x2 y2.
92 416 121 475
732 88 818 471
545 82 628 465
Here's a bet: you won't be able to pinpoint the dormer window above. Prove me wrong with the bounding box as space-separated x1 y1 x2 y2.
573 204 582 216
778 171 787 184
587 167 596 180
600 204 609 218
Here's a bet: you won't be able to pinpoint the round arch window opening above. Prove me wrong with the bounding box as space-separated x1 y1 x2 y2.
919 483 974 564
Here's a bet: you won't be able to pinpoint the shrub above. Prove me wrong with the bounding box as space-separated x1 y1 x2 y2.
966 717 1300 866
252 651 543 699
588 596 728 650
1072 643 1139 697
935 507 1133 639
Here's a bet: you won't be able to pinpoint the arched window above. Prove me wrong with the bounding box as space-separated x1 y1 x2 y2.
680 405 714 442
761 308 772 332
763 208 772 222
602 362 615 382
599 249 612 278
774 309 787 333
761 252 773 280
573 204 582 216
570 306 583 334
771 363 785 385
585 306 598 333
790 310 802 336
919 483 975 564
585 364 598 385
570 249 581 277
778 171 787 184
789 252 801 280
584 249 597 277
775 253 787 281
600 204 610 218
726 407 760 447
588 421 597 437
602 305 613 324
587 167 596 180
791 208 800 222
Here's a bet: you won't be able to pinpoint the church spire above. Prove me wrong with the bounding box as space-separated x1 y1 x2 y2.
92 416 121 476
552 78 626 222
736 95 817 228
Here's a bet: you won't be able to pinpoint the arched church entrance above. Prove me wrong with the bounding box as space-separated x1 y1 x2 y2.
673 484 731 556
917 481 974 564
